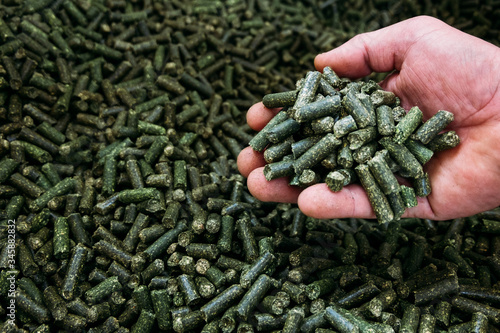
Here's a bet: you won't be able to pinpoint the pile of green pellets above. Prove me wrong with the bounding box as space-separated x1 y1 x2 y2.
0 0 500 333
251 68 459 223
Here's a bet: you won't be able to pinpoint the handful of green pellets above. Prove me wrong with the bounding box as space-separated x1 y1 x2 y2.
250 67 459 223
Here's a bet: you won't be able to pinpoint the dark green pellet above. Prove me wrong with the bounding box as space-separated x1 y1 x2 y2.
394 106 423 144
295 95 342 123
413 173 432 197
236 214 259 262
404 139 434 165
427 130 461 152
324 305 359 333
355 164 394 223
236 274 272 321
379 137 424 179
43 285 68 321
401 185 418 208
266 118 301 144
131 310 155 333
263 90 298 108
414 110 455 144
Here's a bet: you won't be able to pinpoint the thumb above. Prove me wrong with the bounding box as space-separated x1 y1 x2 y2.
297 183 437 220
314 16 446 79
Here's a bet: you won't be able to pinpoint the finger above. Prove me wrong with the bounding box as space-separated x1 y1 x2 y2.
297 183 376 219
246 102 281 131
237 146 266 178
247 167 302 203
298 183 437 220
314 16 444 79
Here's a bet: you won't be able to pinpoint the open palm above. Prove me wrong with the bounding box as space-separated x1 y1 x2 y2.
238 16 500 220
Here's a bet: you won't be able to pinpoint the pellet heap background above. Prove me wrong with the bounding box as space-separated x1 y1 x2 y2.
1 0 500 332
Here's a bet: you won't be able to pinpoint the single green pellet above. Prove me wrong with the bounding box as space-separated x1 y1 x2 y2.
67 213 91 246
294 95 341 123
186 243 220 260
118 188 158 204
200 284 245 321
451 296 500 324
262 90 298 108
266 118 301 144
414 110 454 144
236 214 259 262
336 282 381 309
240 252 275 288
337 145 354 169
126 157 145 189
347 126 377 150
294 71 322 109
94 239 132 268
178 274 201 306
414 276 459 305
102 155 117 196
400 304 421 333
264 137 294 163
151 289 172 331
283 307 305 333
387 191 406 221
417 313 436 333
394 106 423 144
217 215 234 253
85 276 122 304
173 310 205 333
426 130 460 152
379 137 424 179
300 311 328 333
404 139 434 165
0 157 20 183
30 177 76 211
53 217 70 260
470 312 488 333
292 136 322 159
435 301 452 328
18 278 44 306
306 278 337 300
16 289 51 324
123 213 150 253
376 105 395 136
41 163 61 186
353 141 377 164
249 111 289 152
20 140 53 163
343 90 376 129
401 185 418 208
206 265 227 288
10 173 45 198
235 274 272 321
326 171 346 192
263 158 295 181
367 151 400 195
173 160 188 190
355 164 394 223
294 133 341 175
144 220 187 260
311 116 335 134
43 285 68 321
322 67 341 88
131 310 155 333
413 173 432 197
324 305 359 333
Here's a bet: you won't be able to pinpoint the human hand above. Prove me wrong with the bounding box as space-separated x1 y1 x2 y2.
237 15 500 220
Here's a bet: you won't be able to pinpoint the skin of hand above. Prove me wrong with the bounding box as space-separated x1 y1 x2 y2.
237 15 500 221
